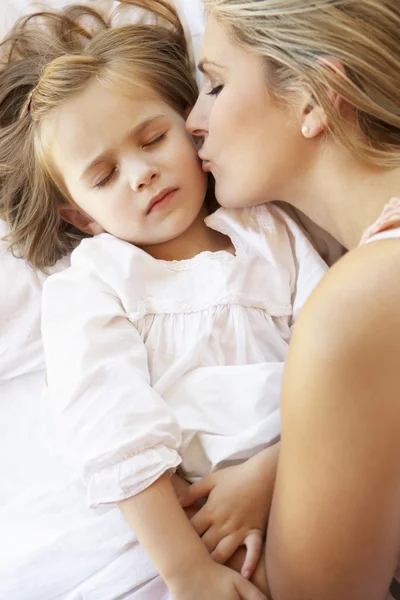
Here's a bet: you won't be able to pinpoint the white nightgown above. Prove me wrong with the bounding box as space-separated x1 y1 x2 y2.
42 203 328 509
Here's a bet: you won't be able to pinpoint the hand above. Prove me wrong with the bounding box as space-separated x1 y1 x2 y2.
180 443 280 579
168 560 268 600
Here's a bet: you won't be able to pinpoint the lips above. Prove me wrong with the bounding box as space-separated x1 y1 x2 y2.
199 152 212 171
146 187 177 214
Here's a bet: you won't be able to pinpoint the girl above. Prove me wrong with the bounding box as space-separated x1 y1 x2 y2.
186 1 400 599
0 1 327 598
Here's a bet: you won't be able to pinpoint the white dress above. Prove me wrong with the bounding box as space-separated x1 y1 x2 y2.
42 203 328 510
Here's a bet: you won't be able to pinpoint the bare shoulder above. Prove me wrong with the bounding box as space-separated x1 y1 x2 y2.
294 237 400 354
269 237 400 600
283 237 400 426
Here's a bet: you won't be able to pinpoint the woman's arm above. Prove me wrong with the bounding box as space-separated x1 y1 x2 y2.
267 240 400 600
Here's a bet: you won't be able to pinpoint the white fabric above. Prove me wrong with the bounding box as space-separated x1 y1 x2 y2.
0 2 335 598
0 220 45 381
362 226 400 245
0 221 69 382
42 204 327 509
0 3 206 599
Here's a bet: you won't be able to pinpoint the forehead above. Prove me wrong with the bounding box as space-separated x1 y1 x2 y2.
49 79 173 173
200 15 242 67
199 14 266 81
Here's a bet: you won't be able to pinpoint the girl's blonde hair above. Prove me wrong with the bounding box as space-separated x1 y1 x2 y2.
204 0 400 168
0 1 198 271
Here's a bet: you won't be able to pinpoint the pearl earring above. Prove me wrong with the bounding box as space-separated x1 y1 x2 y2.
301 125 310 137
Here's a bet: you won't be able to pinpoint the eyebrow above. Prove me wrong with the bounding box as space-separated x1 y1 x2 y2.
197 59 226 74
81 114 166 180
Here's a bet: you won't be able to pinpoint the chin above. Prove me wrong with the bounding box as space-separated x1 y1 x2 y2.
214 183 252 209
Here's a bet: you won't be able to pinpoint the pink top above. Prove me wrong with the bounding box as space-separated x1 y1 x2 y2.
360 197 400 244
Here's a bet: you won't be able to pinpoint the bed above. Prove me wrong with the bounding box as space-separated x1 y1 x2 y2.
0 2 205 598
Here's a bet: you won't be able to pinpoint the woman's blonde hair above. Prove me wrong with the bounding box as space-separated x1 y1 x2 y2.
204 0 400 168
0 0 198 271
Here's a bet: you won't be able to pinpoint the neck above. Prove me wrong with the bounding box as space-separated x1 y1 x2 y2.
141 206 234 261
286 142 400 250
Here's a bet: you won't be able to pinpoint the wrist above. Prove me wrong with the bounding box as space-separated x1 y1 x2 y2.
251 441 280 471
165 550 214 589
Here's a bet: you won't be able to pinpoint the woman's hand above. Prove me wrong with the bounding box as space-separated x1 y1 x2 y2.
168 560 268 600
180 443 280 579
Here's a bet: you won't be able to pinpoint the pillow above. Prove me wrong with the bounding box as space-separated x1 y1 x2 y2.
0 221 69 381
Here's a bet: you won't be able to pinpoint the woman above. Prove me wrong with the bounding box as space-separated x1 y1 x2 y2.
186 1 400 599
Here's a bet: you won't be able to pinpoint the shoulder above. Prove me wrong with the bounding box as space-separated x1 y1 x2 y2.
297 237 400 339
212 203 316 253
44 233 149 294
286 238 400 410
270 236 400 600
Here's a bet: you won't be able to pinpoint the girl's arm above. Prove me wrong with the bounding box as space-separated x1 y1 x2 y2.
42 255 266 600
266 240 400 600
119 474 213 585
119 474 268 599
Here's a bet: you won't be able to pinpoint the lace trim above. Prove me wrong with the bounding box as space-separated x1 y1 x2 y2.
127 295 292 322
360 197 400 244
205 211 246 259
156 211 244 272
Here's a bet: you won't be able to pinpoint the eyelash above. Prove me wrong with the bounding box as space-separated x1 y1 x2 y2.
144 133 167 148
96 168 116 188
206 85 223 97
95 134 167 188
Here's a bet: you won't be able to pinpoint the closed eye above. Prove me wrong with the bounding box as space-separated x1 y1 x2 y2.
95 168 116 188
143 133 167 148
206 85 223 97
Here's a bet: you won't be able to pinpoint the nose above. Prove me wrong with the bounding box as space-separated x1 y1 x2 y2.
127 158 159 192
186 95 209 139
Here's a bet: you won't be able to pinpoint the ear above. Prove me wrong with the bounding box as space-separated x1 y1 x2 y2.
300 56 345 139
59 204 104 236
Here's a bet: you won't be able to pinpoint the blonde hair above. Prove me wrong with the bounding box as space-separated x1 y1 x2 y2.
204 0 400 168
0 1 198 271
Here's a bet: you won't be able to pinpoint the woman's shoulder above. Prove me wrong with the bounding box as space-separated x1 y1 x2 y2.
294 236 400 359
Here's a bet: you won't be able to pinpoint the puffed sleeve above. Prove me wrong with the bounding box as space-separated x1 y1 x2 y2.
271 204 329 324
41 264 182 508
252 203 329 325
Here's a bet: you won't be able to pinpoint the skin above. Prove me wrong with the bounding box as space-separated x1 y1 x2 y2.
47 78 269 600
50 78 232 261
187 13 400 600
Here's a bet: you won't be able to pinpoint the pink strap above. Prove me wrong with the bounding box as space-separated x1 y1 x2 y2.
360 197 400 244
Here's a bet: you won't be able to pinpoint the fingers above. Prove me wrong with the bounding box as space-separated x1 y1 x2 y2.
190 506 212 536
211 533 242 564
236 574 268 600
201 526 220 552
241 530 264 579
179 476 214 508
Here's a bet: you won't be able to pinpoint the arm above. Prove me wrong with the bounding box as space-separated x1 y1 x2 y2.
120 472 267 599
42 266 266 600
267 240 400 600
179 206 327 577
119 474 212 586
181 441 280 580
42 268 181 505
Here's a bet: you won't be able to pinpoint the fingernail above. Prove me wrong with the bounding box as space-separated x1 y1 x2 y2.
242 569 250 579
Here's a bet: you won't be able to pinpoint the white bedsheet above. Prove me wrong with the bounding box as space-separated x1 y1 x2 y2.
0 1 205 598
